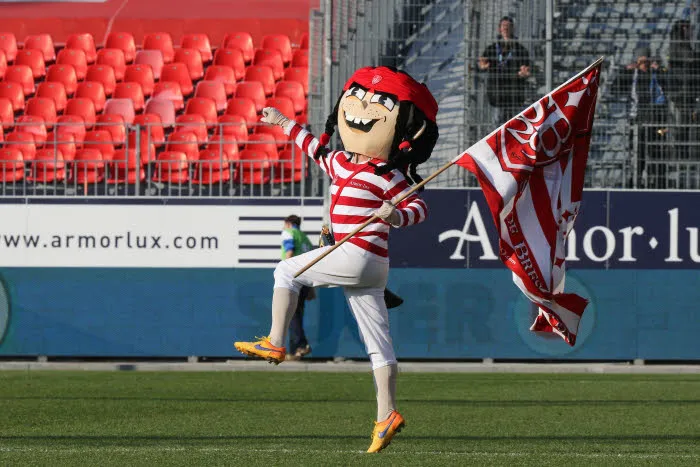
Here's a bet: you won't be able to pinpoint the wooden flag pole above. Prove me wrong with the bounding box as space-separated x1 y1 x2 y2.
294 158 457 278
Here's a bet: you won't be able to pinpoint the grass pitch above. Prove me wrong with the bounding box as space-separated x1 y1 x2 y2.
0 370 698 466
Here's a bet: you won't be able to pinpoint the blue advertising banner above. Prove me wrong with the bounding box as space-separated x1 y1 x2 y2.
0 191 698 360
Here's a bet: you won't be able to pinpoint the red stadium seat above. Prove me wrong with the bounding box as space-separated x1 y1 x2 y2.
16 115 47 145
215 114 247 147
84 129 115 161
86 65 117 96
134 50 164 80
0 33 17 63
66 33 97 64
23 34 55 62
175 114 208 143
161 63 193 96
274 81 306 114
254 121 286 146
297 110 308 124
222 32 254 63
194 80 227 112
36 81 67 112
126 130 156 162
143 32 175 64
25 97 57 129
153 151 189 183
226 97 257 127
153 81 184 111
292 49 309 68
173 48 203 81
300 33 309 49
133 113 165 147
0 148 25 182
113 82 145 112
212 49 245 81
185 97 217 128
123 64 155 97
5 132 36 161
0 49 7 79
246 133 278 160
235 81 266 113
105 32 136 64
193 148 230 184
253 49 284 81
95 114 126 146
108 148 145 184
65 98 96 129
75 81 107 113
45 131 76 162
166 131 199 161
262 34 292 65
144 98 176 126
278 148 307 183
181 33 212 63
103 98 135 125
96 48 126 81
245 65 276 96
265 96 295 121
56 115 86 145
0 81 24 111
14 49 45 79
206 133 238 159
46 64 78 96
4 65 35 95
71 148 104 183
204 65 237 96
28 148 65 182
237 149 271 184
57 48 88 81
284 67 309 96
0 97 13 129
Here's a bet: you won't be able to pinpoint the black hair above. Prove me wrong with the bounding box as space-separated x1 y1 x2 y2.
285 215 301 227
500 16 514 25
318 69 439 187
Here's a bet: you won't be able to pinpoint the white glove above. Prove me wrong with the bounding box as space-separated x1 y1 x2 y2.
375 201 401 227
260 107 291 127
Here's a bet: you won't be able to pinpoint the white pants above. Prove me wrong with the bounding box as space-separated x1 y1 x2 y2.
274 243 396 370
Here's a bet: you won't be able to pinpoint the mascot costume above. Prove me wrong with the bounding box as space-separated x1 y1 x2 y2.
235 66 438 453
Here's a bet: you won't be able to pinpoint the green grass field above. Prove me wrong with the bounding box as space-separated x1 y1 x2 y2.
0 371 698 466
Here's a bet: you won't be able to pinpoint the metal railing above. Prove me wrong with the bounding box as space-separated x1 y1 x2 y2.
0 121 324 198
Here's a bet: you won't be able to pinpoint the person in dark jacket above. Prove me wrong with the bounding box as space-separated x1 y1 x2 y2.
668 19 700 159
478 16 532 125
612 46 670 188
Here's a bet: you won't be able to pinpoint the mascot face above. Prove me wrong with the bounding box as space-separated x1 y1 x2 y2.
337 83 400 160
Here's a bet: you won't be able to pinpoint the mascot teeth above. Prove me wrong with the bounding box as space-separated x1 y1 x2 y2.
361 118 371 124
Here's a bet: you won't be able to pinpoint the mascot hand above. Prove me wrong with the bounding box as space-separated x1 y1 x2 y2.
375 201 401 227
260 107 291 127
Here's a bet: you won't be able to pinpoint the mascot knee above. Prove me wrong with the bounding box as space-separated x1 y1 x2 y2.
273 260 301 293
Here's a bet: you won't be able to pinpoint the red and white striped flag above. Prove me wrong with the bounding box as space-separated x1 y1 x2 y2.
454 58 602 346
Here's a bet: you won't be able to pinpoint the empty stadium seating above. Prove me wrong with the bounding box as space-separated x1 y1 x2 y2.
0 29 310 194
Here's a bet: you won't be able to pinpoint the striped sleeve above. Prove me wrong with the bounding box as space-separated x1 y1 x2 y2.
284 121 336 177
384 175 428 227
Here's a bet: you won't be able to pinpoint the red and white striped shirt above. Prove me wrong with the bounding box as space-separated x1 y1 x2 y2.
286 121 428 258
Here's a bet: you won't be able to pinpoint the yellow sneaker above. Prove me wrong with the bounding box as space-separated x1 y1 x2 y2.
367 410 406 453
233 336 286 365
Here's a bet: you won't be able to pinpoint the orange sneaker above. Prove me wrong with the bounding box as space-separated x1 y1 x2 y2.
234 336 286 365
367 410 406 453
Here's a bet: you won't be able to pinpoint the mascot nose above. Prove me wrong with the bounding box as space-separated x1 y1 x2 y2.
360 100 369 109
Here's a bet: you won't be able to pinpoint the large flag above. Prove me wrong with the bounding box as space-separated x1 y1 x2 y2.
454 58 602 346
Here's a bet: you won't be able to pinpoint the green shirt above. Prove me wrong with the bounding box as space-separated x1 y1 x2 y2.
281 226 313 259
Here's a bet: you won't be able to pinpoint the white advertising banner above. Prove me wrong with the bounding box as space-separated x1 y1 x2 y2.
0 203 324 268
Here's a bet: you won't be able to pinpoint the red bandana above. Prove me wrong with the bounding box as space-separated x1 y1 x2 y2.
343 66 439 122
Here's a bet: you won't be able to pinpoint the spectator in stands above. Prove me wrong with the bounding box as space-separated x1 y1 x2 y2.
280 214 314 360
668 19 700 158
612 46 670 188
478 16 532 125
